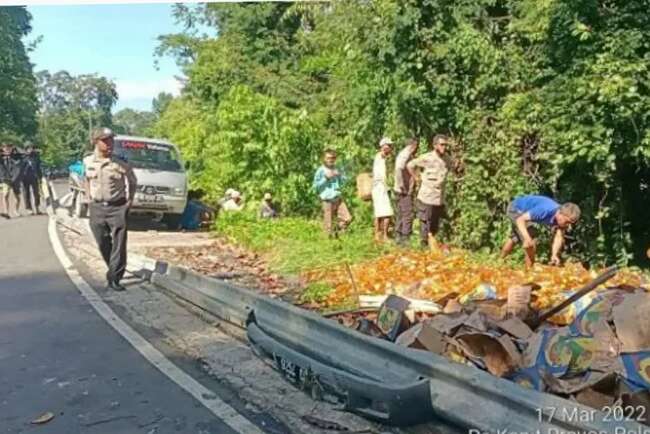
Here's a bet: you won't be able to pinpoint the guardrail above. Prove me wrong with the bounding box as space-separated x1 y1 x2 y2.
145 261 646 433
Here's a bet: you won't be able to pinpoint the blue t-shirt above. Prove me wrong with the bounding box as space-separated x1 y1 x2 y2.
512 195 559 226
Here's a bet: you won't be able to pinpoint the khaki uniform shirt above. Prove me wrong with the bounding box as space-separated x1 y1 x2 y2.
394 145 415 194
407 151 449 206
83 153 137 203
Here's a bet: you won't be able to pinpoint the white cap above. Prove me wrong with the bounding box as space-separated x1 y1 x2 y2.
379 137 394 147
225 188 235 197
231 190 241 199
264 193 272 200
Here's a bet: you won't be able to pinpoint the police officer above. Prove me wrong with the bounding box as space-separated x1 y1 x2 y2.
406 134 451 248
84 128 137 291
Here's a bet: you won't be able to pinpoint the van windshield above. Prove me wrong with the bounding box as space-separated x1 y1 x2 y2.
114 140 182 172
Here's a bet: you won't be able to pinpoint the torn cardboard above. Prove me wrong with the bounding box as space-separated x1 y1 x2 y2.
443 299 463 314
430 313 468 335
464 310 488 332
496 317 533 340
613 292 650 352
395 321 446 354
456 332 521 377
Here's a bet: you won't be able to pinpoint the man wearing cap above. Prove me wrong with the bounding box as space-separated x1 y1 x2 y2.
407 134 450 248
21 143 43 215
84 128 138 291
221 189 244 212
372 137 394 242
393 137 419 245
259 192 278 219
501 194 581 268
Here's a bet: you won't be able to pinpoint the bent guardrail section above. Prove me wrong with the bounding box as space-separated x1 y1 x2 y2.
151 263 648 433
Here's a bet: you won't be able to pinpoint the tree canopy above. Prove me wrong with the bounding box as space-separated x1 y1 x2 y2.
0 6 38 143
36 70 118 166
154 0 650 266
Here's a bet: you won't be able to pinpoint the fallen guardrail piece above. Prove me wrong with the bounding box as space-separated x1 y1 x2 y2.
248 323 433 426
150 263 649 433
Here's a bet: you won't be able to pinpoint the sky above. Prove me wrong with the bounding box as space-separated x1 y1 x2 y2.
28 3 189 112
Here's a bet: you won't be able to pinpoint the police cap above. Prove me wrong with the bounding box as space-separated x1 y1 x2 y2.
92 127 115 142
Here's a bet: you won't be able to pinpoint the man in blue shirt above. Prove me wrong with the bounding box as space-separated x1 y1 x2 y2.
313 149 352 237
501 194 581 268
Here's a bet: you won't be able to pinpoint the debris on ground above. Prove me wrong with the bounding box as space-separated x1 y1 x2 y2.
31 412 55 424
330 273 650 421
145 241 293 296
140 224 650 418
304 244 648 321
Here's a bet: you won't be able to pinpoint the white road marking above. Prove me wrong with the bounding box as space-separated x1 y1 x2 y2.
47 217 265 434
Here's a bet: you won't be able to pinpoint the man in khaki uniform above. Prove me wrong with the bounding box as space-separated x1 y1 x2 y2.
393 137 419 245
84 128 137 291
407 134 450 248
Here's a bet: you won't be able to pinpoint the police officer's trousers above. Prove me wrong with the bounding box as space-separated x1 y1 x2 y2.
89 201 128 284
22 177 40 212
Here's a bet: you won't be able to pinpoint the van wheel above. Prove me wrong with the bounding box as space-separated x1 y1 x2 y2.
162 213 183 230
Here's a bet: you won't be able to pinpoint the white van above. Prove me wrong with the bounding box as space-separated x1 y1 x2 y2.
113 135 188 227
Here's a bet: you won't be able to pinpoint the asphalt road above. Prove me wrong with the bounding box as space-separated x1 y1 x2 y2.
0 214 241 433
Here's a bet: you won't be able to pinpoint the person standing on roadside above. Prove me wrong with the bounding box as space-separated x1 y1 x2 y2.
21 143 43 215
0 144 23 218
84 128 138 292
372 137 394 243
407 134 450 248
313 149 352 238
393 137 419 246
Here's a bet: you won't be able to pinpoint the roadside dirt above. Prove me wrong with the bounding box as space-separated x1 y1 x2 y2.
141 239 295 298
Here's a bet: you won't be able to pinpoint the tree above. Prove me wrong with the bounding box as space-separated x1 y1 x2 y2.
152 92 174 118
0 6 38 143
36 70 118 165
155 0 650 265
113 108 156 136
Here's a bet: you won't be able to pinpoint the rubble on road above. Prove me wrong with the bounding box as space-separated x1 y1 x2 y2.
330 281 650 422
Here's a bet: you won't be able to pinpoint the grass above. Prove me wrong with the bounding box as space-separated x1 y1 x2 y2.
214 211 401 275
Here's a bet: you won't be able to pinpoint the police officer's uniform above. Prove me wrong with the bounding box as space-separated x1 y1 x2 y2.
84 128 137 291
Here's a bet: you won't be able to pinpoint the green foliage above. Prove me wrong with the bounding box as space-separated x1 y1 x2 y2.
300 282 334 305
0 6 38 143
113 108 156 136
152 92 173 118
156 0 650 266
215 211 396 275
157 85 321 213
36 70 118 166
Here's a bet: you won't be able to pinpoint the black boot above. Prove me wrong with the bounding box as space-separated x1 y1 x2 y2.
108 281 126 292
